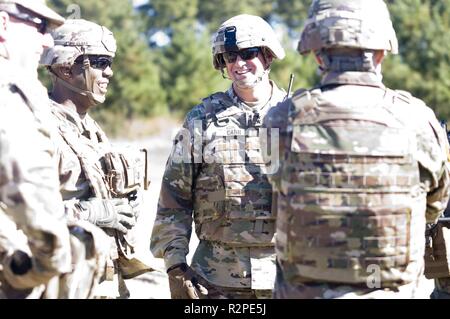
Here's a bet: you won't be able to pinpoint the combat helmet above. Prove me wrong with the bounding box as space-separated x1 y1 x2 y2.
212 14 285 70
40 19 117 105
0 0 64 29
298 0 398 55
40 18 116 67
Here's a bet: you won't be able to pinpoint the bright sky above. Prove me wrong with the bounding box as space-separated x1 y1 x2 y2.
132 0 148 7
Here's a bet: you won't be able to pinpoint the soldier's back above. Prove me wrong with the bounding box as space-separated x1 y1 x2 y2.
274 83 448 299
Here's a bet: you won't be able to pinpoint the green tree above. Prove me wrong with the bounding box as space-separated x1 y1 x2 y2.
157 29 228 115
197 0 274 32
385 0 450 120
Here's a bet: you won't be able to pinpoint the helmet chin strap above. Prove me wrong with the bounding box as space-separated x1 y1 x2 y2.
54 54 105 106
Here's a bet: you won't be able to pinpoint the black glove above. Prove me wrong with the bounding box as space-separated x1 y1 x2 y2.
128 190 143 221
167 263 209 299
81 198 136 234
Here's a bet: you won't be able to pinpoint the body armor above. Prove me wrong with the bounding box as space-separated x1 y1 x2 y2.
50 102 150 283
278 87 426 286
193 92 276 246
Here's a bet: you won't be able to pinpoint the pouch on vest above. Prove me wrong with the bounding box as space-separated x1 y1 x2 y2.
104 149 150 198
425 222 450 279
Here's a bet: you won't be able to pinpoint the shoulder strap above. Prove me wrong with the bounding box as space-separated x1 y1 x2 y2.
202 92 234 125
54 111 110 199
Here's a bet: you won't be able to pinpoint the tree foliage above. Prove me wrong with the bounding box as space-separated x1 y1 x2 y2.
41 0 450 131
385 0 450 119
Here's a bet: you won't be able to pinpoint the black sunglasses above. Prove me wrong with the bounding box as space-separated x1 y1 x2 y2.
222 47 261 64
8 11 48 34
74 56 113 71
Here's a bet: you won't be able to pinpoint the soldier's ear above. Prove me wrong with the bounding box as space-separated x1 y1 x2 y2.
0 11 9 41
261 48 274 69
374 50 386 66
314 54 323 66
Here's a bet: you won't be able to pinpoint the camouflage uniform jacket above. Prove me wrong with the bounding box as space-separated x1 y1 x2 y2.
0 57 72 292
151 82 286 289
50 100 112 214
268 71 450 287
49 101 139 263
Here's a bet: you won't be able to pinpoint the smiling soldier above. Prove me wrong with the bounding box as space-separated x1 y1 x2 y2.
151 14 286 299
40 19 152 298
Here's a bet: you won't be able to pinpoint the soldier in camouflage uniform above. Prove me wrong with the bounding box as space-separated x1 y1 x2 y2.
151 14 286 299
267 0 450 299
40 19 152 299
0 0 85 299
0 1 111 299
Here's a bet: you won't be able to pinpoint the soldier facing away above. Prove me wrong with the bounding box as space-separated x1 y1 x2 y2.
150 14 286 299
268 0 450 298
40 19 153 299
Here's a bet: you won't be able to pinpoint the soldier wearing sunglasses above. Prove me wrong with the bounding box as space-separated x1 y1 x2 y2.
151 14 286 299
0 0 74 298
40 19 153 298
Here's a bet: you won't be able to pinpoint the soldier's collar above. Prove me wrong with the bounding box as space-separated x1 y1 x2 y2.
321 71 385 89
226 80 280 113
50 99 87 133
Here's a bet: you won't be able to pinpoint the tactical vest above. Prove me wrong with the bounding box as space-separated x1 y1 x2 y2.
278 87 425 286
193 92 276 246
51 104 138 262
52 108 111 200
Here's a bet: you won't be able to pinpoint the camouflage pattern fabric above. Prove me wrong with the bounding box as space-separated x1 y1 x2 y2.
0 57 72 297
203 284 272 299
151 82 285 296
269 70 450 298
0 0 65 29
274 260 431 299
298 0 398 55
49 100 151 298
40 19 116 67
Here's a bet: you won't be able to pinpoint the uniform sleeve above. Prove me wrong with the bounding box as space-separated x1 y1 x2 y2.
264 99 291 192
0 96 72 280
150 115 201 271
415 105 450 223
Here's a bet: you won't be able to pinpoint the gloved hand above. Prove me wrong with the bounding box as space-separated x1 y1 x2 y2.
167 263 209 299
80 198 136 234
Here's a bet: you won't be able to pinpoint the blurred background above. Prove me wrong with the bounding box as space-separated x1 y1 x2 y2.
41 0 448 298
42 0 450 136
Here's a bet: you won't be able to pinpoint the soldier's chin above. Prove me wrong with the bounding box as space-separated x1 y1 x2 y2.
234 79 258 89
90 92 107 105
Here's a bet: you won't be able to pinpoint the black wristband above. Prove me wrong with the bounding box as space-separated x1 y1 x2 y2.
167 263 188 273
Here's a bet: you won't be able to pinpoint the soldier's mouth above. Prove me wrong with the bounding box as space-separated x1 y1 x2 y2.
235 70 252 76
98 83 108 93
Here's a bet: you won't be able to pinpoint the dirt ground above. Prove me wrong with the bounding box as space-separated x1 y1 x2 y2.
112 120 199 299
113 119 436 299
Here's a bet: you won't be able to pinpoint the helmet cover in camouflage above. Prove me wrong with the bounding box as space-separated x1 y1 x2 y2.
212 14 285 69
0 0 64 28
40 19 117 67
298 0 398 55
